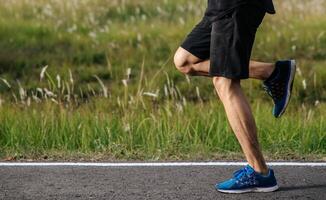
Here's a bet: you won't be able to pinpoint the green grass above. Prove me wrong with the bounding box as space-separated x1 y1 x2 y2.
0 0 325 161
1 100 325 161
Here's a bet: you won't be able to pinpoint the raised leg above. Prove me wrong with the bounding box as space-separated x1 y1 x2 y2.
174 47 275 80
173 47 210 77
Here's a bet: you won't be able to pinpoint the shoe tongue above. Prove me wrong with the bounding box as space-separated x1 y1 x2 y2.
245 165 255 174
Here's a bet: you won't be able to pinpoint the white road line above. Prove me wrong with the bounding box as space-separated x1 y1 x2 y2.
0 162 326 167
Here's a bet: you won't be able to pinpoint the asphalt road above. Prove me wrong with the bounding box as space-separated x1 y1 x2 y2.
1 165 325 200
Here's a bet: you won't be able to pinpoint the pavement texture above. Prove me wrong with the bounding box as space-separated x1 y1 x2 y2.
0 165 326 200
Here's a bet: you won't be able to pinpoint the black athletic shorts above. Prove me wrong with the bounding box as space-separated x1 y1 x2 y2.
180 4 265 79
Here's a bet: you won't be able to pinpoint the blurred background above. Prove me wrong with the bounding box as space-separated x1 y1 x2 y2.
0 0 325 161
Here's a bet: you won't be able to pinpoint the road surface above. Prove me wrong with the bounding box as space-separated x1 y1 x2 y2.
0 163 325 200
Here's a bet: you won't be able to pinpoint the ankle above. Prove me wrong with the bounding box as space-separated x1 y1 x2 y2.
252 165 269 175
257 168 269 176
248 161 269 175
265 63 278 81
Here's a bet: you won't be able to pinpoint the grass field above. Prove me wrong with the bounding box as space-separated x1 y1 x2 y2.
0 0 325 161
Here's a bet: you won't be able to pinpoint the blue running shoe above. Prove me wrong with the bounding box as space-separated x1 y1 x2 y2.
263 60 296 118
215 165 279 194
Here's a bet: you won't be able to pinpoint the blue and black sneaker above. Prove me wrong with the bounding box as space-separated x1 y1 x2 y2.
215 165 279 194
263 60 296 118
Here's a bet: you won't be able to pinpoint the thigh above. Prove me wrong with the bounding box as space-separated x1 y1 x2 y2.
180 17 212 61
209 5 265 79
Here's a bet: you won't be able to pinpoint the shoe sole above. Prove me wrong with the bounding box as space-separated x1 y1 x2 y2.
275 60 296 118
217 185 279 194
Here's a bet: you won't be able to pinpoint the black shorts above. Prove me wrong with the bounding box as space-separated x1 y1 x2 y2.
180 4 265 79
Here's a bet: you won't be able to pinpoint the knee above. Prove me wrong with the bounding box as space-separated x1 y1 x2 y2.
212 77 239 96
212 77 225 95
212 76 229 89
173 50 193 75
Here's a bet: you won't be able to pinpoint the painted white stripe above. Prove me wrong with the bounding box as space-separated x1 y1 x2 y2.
0 162 326 167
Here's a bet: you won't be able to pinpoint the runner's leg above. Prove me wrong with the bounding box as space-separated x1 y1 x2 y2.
212 77 269 174
174 47 275 80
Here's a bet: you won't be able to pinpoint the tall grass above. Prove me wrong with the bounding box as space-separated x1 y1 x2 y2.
0 96 325 160
0 64 325 161
0 0 325 160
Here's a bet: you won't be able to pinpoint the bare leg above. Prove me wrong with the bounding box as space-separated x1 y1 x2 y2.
212 77 269 174
174 47 275 80
249 61 275 80
173 47 211 77
174 47 272 174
